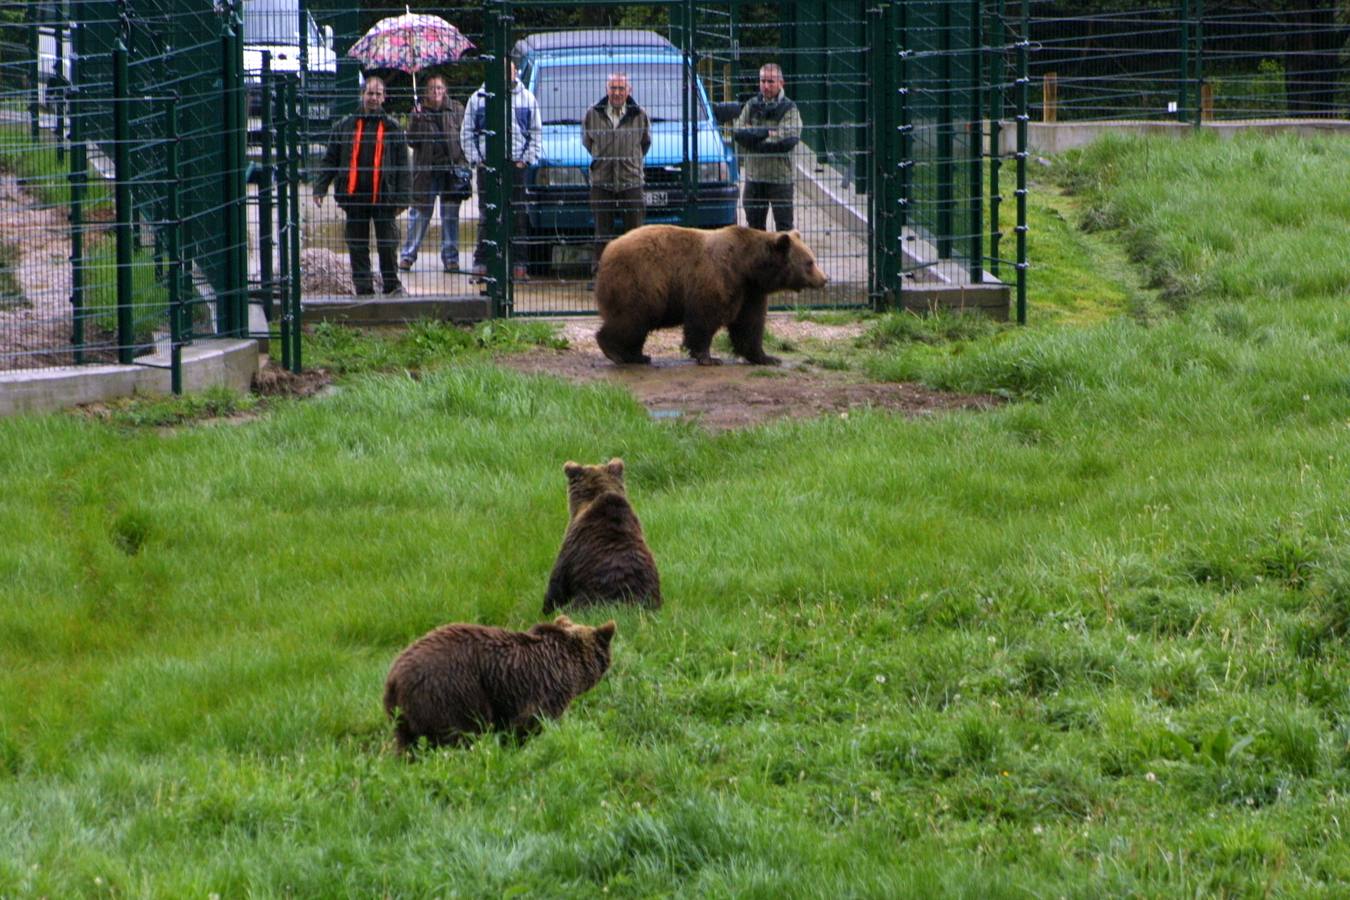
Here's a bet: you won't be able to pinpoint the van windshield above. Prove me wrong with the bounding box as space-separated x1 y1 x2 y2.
534 62 708 125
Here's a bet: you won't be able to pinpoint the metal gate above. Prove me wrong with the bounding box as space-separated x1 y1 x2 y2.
289 0 1025 322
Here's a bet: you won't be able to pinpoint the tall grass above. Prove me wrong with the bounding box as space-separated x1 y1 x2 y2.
3 132 1350 895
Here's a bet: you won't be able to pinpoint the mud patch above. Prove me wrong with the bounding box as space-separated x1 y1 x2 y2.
252 360 334 398
497 317 1000 431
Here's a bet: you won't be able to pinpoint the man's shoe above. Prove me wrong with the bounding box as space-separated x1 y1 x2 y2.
398 257 413 271
444 261 461 274
384 285 406 297
353 285 375 297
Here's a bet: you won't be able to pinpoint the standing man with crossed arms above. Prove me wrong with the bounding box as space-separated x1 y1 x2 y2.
733 63 802 232
582 72 651 286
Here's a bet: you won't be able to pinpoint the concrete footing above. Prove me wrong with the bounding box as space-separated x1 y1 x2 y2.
0 339 259 417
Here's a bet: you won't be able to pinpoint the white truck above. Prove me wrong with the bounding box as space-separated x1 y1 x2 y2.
242 0 337 119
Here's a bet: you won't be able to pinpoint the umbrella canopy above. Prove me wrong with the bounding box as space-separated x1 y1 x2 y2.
348 12 475 74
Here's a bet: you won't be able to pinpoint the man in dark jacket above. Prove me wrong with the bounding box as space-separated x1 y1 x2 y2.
313 76 410 296
732 63 802 232
399 74 471 274
581 73 651 281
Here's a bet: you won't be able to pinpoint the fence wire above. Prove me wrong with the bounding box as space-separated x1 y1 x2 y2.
2 1 1341 376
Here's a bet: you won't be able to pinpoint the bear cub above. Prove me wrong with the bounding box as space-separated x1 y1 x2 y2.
594 224 828 366
383 614 616 753
544 458 662 613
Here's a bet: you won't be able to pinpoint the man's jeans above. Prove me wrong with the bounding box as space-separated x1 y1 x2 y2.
400 169 463 267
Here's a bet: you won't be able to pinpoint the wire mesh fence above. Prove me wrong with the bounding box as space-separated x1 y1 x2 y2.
3 1 1339 378
1026 2 1350 123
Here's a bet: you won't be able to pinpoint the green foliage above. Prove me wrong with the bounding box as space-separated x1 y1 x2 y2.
4 132 1350 894
82 386 259 428
307 318 568 373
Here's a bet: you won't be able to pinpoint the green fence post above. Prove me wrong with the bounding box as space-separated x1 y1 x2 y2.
55 21 65 163
165 95 183 395
898 0 912 303
680 0 698 228
287 75 303 372
866 3 883 307
1179 0 1190 122
298 0 310 177
483 1 511 318
1015 2 1028 325
233 4 249 336
989 0 1004 279
276 71 292 372
28 2 40 141
220 18 238 336
259 52 274 328
113 36 135 363
937 0 954 259
1193 0 1204 128
968 0 984 282
69 16 85 365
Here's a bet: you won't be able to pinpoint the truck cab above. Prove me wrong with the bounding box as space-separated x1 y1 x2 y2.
513 30 739 248
241 0 337 117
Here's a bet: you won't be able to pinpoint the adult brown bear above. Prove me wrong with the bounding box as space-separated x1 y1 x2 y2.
594 224 828 366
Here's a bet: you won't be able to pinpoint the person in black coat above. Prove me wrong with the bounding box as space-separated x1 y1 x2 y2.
313 76 410 296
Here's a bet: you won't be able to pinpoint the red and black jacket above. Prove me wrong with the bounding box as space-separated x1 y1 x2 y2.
314 112 410 212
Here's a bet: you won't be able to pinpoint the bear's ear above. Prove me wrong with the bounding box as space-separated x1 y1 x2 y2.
595 620 617 646
564 461 583 479
606 458 625 477
552 614 574 627
774 232 793 254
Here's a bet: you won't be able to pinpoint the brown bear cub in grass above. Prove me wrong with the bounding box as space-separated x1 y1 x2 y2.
383 615 616 753
594 224 828 367
544 458 662 613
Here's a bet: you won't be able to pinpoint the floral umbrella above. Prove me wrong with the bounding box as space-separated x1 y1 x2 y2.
348 9 475 99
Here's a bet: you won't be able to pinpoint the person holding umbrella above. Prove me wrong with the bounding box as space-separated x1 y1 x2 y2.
399 74 471 274
312 76 410 296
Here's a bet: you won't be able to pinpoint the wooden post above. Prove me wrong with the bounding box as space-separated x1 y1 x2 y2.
1042 71 1058 123
1200 82 1213 121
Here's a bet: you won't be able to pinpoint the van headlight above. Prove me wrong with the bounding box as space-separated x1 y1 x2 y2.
534 166 587 187
698 162 729 183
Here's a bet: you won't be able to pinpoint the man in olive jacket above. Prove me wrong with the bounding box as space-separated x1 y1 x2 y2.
400 74 471 273
582 73 651 279
313 76 410 296
732 63 801 232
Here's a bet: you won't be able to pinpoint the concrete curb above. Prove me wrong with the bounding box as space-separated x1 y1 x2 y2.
0 339 259 417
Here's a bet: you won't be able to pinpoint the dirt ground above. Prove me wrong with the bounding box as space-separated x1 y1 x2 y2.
496 316 1000 431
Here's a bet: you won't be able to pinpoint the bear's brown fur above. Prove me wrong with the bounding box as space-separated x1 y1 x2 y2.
383 614 616 753
543 458 662 613
594 224 828 366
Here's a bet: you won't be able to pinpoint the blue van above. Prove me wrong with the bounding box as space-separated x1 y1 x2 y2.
513 30 739 247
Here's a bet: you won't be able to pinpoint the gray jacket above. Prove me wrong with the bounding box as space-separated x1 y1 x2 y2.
733 91 802 184
582 96 652 191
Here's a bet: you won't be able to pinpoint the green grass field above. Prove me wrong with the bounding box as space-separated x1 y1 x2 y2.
3 131 1350 896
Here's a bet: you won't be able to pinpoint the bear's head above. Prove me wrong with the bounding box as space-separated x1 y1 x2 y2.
534 614 617 687
772 231 828 292
563 458 626 518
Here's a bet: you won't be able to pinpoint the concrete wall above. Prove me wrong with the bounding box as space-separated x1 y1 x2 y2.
999 119 1350 156
0 339 259 417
